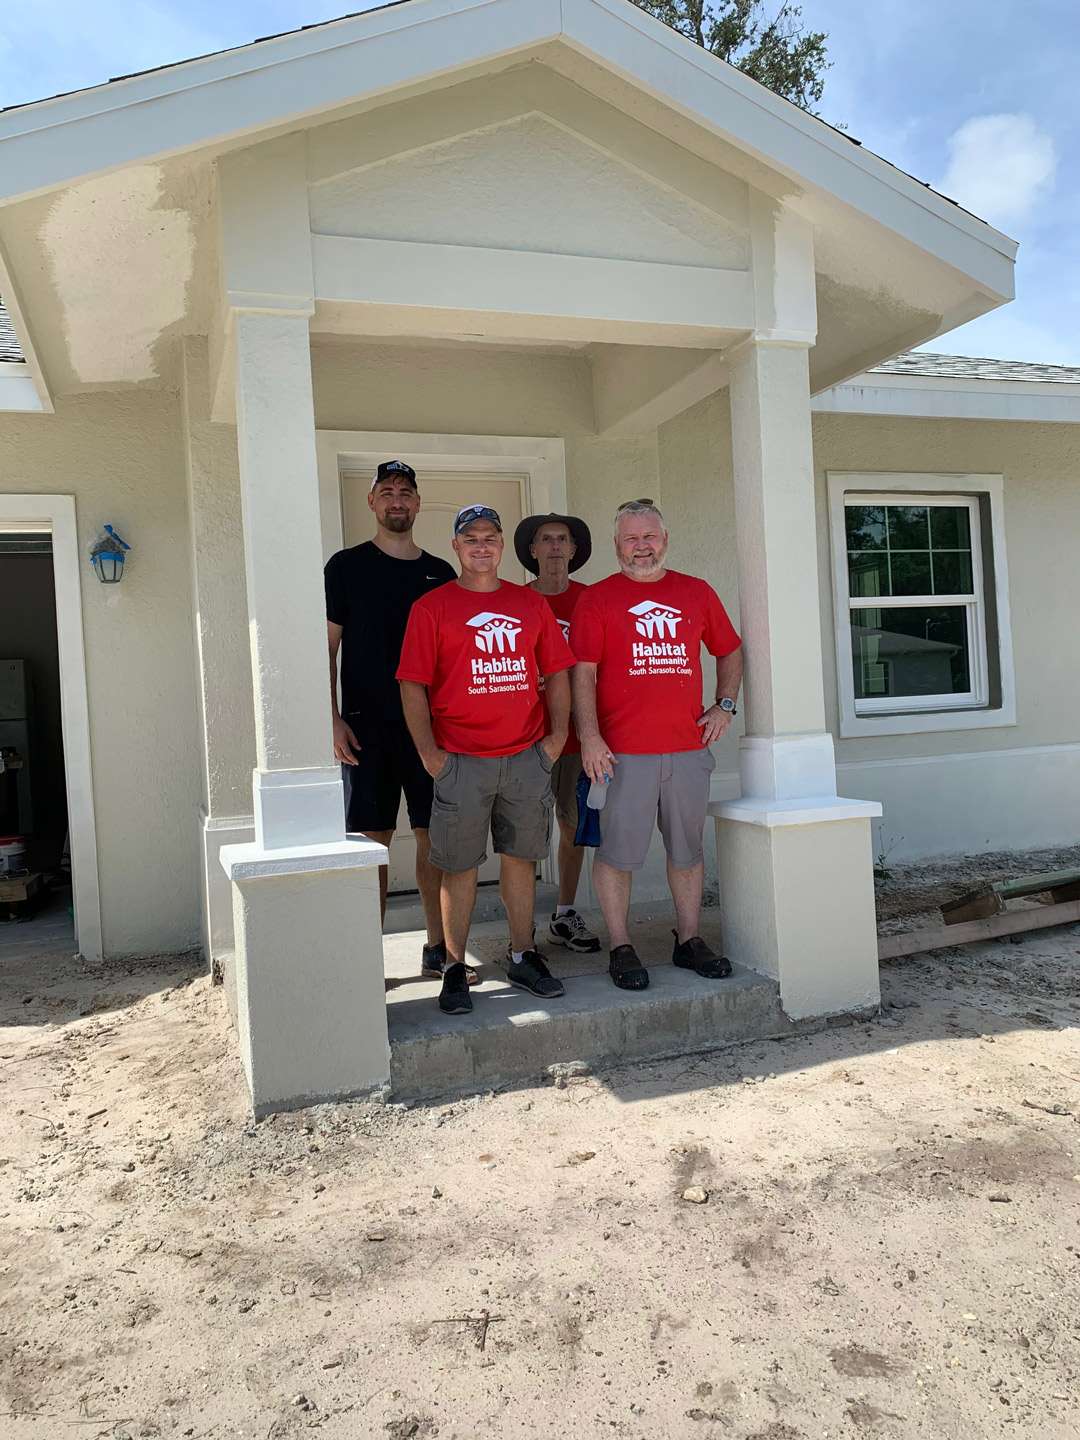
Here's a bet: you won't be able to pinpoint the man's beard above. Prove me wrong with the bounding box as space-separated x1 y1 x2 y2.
622 553 664 577
382 513 413 533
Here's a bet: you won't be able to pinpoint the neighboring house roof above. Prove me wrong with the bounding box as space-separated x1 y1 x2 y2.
869 353 1080 385
815 350 1080 425
0 299 25 363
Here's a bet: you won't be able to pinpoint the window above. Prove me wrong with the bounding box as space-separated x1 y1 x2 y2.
845 494 985 713
827 474 1015 738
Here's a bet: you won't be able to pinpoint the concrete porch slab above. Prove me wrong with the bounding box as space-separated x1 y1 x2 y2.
383 908 792 1100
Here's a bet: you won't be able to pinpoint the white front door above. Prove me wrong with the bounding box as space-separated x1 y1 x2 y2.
340 469 529 892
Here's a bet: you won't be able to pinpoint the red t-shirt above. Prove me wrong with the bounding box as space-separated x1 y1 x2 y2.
397 579 574 758
536 580 587 756
570 570 740 755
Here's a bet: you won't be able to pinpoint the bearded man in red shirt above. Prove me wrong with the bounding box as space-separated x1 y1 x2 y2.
398 505 575 1015
572 499 743 992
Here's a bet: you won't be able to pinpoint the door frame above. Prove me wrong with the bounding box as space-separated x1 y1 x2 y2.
315 430 568 889
315 431 567 558
0 495 102 960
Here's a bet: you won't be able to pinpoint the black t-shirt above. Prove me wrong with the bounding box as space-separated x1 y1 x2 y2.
325 541 455 738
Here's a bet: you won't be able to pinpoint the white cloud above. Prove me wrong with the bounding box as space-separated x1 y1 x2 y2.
940 113 1056 228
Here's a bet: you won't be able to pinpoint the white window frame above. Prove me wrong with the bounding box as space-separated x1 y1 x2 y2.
827 472 1016 738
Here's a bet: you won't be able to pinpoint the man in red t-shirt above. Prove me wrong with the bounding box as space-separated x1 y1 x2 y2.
572 498 743 992
514 512 601 956
398 504 575 1015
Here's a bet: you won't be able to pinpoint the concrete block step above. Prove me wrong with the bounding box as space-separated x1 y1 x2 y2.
387 959 790 1101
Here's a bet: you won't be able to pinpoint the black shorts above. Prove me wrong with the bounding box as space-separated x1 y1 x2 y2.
341 726 434 834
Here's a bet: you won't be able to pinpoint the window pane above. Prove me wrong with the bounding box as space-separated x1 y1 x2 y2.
889 552 933 596
851 605 971 700
887 505 930 549
848 551 890 597
932 550 974 595
846 505 886 551
930 506 971 549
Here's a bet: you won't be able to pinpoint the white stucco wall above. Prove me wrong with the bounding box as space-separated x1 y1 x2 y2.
0 389 203 956
655 398 1080 861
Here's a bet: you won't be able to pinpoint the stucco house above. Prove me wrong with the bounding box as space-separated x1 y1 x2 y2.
0 0 1076 1114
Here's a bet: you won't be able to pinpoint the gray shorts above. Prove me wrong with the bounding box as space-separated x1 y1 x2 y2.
551 753 583 830
596 749 716 872
429 744 554 874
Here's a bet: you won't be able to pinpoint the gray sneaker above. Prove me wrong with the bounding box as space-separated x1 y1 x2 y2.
548 908 601 954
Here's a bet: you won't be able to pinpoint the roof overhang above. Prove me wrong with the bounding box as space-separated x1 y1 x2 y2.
814 368 1080 425
0 0 1015 281
0 0 1018 412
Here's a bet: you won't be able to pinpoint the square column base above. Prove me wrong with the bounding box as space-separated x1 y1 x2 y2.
220 839 389 1116
713 796 882 1019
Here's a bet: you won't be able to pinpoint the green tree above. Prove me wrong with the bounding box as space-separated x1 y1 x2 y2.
630 1 828 111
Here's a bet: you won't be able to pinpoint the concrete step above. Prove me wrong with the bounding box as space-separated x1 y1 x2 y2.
384 909 791 1100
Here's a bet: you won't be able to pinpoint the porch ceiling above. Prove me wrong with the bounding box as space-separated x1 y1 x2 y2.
0 0 1016 415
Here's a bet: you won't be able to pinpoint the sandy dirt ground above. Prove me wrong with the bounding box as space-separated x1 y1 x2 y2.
1 864 1079 1440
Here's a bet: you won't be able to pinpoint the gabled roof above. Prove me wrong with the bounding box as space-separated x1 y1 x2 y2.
0 0 1018 407
870 353 1080 386
0 300 24 363
0 0 983 240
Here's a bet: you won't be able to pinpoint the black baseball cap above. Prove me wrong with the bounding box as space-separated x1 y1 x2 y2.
369 459 418 492
453 504 503 536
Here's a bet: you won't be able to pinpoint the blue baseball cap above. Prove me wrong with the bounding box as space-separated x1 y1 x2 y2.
453 504 503 536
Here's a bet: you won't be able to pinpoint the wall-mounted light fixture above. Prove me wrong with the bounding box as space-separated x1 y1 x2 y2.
89 524 130 584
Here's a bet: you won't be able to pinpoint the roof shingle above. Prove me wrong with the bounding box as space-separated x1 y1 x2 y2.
0 299 25 363
868 352 1080 385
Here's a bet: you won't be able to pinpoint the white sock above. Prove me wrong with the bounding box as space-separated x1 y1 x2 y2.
555 904 574 917
511 949 527 966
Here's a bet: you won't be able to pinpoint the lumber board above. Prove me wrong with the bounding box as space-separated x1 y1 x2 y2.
994 866 1080 899
941 891 1003 924
879 897 1080 961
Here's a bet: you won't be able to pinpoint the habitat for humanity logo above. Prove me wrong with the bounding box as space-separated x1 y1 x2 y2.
629 600 682 639
468 612 523 654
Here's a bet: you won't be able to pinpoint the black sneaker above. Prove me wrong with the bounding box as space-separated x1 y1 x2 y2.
505 950 565 999
548 908 601 953
421 941 448 977
608 944 649 991
423 942 479 986
438 962 474 1014
671 933 732 979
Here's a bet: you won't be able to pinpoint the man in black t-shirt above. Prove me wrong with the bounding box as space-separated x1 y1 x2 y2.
325 460 468 981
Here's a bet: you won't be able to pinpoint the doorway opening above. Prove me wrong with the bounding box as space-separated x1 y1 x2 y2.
0 498 101 962
0 529 71 942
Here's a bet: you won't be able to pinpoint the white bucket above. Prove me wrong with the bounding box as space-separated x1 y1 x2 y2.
0 836 27 875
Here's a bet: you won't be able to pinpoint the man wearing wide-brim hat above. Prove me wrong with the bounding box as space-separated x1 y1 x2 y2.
514 512 601 956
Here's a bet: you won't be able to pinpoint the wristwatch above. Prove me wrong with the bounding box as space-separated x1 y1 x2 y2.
717 697 737 715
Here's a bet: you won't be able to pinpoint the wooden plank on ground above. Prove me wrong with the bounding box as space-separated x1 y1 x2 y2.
879 897 1080 961
994 866 1080 900
941 890 1002 924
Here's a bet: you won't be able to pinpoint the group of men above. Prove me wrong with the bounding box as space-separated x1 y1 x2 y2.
326 459 743 1015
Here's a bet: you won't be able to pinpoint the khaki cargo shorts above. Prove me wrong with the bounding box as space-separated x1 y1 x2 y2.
429 744 554 874
596 748 716 872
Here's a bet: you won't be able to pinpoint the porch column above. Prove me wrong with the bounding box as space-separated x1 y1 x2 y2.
215 135 389 1115
713 335 881 1018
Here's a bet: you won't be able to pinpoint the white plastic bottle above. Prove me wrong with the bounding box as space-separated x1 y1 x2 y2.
587 776 610 811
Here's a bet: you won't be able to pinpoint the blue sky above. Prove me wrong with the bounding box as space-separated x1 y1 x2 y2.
2 0 1076 364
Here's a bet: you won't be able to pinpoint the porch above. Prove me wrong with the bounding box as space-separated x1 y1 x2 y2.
383 895 800 1102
